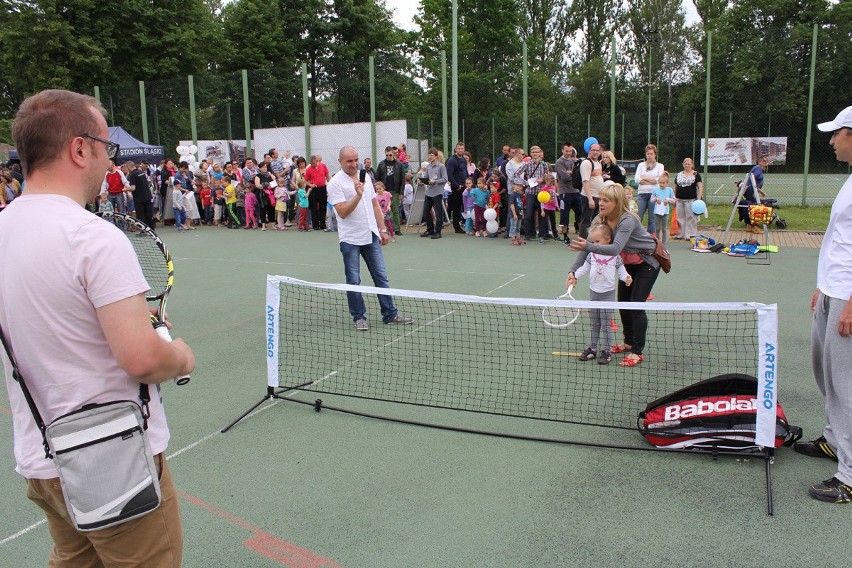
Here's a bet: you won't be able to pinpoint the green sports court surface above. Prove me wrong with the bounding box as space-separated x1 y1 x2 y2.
2 224 850 567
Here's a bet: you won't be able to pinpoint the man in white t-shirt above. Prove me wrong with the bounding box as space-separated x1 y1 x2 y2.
794 105 852 504
0 89 195 564
327 146 413 331
578 142 604 238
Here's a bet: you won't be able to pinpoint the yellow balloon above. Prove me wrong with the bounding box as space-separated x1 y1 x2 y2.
537 190 550 204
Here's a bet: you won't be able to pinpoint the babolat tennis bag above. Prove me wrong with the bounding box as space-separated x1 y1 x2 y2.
638 373 801 450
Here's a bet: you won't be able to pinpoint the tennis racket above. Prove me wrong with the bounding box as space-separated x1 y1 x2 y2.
97 211 190 385
541 285 581 328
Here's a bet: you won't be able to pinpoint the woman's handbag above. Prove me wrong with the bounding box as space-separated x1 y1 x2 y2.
649 234 671 273
0 324 161 532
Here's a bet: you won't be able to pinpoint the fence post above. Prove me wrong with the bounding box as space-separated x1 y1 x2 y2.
139 81 148 144
451 0 458 147
610 35 616 149
802 24 818 207
492 117 495 164
522 42 528 151
441 50 448 156
94 86 101 104
554 115 558 162
188 75 197 151
727 111 732 173
621 113 625 160
702 32 712 190
226 103 232 140
242 69 252 158
369 55 376 166
300 64 310 159
656 112 660 150
692 111 696 161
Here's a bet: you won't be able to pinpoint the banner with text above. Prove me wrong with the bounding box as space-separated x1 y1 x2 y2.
700 137 788 166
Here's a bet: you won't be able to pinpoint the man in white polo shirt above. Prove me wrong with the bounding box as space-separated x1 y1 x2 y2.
794 105 852 503
327 146 413 331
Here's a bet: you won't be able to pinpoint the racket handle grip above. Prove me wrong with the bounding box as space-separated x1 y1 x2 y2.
153 323 191 385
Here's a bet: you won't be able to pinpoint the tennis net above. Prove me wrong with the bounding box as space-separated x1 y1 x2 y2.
265 275 779 447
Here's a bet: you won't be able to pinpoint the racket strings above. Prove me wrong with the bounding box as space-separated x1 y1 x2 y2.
109 216 171 299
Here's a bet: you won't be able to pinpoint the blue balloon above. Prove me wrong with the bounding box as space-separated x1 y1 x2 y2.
583 137 598 154
691 199 707 215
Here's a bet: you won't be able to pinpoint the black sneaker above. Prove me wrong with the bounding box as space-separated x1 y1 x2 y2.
579 348 597 361
420 231 433 237
598 350 612 365
808 477 852 504
794 435 838 461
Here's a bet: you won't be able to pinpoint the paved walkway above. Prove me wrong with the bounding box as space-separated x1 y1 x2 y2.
695 225 824 248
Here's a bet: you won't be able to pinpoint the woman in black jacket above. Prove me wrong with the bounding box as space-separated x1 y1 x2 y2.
601 150 627 186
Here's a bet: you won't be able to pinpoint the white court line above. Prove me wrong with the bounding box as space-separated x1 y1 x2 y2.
0 519 46 546
173 256 335 268
483 273 526 295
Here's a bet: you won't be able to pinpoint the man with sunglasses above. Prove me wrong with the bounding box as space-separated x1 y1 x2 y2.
376 145 404 233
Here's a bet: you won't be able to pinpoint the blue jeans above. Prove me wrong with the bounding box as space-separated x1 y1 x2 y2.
636 193 655 234
172 207 186 228
107 193 125 214
340 234 398 323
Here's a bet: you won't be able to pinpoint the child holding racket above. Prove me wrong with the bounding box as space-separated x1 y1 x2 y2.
569 223 632 364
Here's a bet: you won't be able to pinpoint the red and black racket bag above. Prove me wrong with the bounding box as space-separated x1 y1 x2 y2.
638 373 801 450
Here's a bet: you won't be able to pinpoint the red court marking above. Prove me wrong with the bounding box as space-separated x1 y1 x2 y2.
178 490 342 568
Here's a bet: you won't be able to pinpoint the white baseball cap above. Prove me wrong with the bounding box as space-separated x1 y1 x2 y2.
817 106 852 132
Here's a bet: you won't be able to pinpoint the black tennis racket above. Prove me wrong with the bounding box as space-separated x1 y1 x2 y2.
97 211 190 385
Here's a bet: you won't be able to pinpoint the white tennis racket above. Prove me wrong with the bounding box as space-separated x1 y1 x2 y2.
541 285 581 328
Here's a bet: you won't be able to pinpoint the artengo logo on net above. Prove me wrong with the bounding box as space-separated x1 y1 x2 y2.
266 305 275 358
663 397 757 421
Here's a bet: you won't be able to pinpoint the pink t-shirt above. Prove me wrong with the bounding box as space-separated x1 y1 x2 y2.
0 195 170 479
541 185 558 211
376 191 391 214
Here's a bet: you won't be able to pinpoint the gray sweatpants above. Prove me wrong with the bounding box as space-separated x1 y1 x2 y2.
588 289 615 350
812 292 852 485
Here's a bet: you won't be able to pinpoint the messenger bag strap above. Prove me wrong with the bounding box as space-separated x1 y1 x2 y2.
0 322 150 457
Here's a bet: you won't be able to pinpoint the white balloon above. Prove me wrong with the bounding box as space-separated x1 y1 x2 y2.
175 145 183 154
189 144 198 154
483 208 497 221
179 145 189 155
486 220 499 234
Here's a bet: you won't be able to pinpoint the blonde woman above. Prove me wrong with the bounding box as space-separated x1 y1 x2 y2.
567 183 661 367
600 151 626 186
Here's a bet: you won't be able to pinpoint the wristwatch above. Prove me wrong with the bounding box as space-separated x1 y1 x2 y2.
380 229 389 234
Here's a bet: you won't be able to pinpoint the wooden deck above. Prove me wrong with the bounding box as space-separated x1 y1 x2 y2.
695 225 824 249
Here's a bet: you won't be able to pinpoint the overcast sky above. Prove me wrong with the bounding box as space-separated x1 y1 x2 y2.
385 0 701 31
